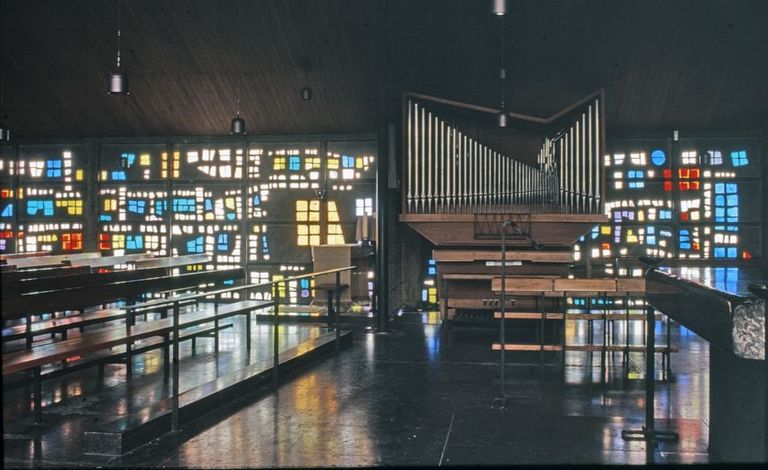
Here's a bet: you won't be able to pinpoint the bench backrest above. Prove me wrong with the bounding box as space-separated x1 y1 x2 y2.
1 267 245 321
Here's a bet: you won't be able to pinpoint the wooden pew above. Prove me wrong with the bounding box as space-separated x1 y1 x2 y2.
2 268 244 347
3 282 274 422
0 251 49 262
67 252 156 269
2 254 217 320
6 252 102 269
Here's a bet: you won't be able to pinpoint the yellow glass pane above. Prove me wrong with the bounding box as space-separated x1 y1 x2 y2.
310 235 320 245
140 154 151 165
296 200 308 211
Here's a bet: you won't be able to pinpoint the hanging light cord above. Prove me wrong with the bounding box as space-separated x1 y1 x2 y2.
235 84 241 117
499 16 506 111
116 0 122 69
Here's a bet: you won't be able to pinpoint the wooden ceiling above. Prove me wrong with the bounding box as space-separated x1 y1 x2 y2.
2 0 767 140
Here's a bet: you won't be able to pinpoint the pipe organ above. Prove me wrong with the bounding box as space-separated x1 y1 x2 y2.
404 94 603 216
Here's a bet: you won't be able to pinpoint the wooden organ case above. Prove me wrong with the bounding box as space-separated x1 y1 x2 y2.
399 91 608 322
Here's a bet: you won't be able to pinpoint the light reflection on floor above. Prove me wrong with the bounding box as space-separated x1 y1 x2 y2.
4 308 718 466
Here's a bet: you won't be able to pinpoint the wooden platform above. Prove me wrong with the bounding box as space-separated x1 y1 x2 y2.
400 213 607 248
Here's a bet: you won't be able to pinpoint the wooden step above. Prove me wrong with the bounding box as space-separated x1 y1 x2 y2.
492 311 664 321
493 312 565 320
447 298 515 310
492 343 679 353
433 250 574 264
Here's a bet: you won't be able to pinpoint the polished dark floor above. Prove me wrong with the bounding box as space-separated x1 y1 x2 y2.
4 310 714 467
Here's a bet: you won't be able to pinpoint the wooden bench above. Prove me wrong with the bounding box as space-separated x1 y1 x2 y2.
1 266 233 322
3 295 274 422
2 266 242 349
67 253 156 269
3 320 235 389
5 251 102 269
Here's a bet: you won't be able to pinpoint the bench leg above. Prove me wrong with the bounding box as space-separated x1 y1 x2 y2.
214 317 219 355
33 366 42 424
327 290 334 329
246 311 252 351
61 329 68 340
125 344 133 380
26 315 33 349
191 337 197 354
163 334 170 381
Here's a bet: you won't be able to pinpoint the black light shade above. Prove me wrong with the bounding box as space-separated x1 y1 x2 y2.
107 72 129 95
491 0 507 16
497 111 508 128
0 125 9 142
301 86 312 101
231 116 246 135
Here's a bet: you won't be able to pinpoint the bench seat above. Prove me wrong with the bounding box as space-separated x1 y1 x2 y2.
3 322 234 387
3 299 273 376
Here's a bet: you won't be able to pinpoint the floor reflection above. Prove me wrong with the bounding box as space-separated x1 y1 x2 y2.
3 308 716 466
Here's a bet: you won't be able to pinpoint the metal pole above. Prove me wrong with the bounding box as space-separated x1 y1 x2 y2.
407 101 413 212
427 112 432 213
171 301 180 431
273 282 280 385
595 98 601 210
125 306 133 379
587 105 593 211
34 366 42 424
645 305 656 432
575 120 581 212
418 107 425 212
448 125 454 211
214 293 220 355
500 221 509 398
335 271 341 353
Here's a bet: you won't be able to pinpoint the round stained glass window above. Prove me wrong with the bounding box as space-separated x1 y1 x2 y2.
651 149 666 166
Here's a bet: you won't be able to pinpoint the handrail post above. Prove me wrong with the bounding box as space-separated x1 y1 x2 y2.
499 221 509 400
273 281 280 386
125 305 133 379
245 285 252 352
621 305 678 447
171 300 180 432
335 271 341 353
214 292 220 355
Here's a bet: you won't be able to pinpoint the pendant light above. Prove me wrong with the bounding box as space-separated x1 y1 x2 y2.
0 0 10 142
230 86 246 135
496 12 508 128
300 59 312 101
107 0 129 95
491 0 508 17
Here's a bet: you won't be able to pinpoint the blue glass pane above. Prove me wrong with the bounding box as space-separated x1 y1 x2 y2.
651 150 666 166
714 247 725 258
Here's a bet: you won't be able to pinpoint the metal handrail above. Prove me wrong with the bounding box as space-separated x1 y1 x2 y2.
126 266 357 313
135 265 357 432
